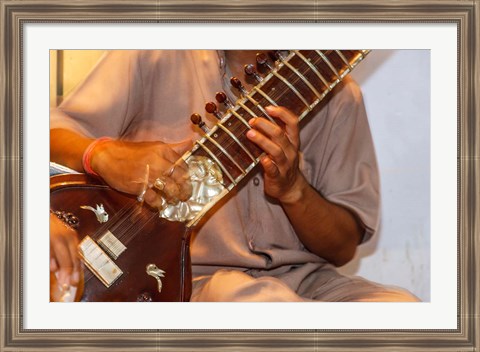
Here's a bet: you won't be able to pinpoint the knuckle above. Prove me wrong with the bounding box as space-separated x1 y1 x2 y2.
272 127 284 139
164 183 181 200
271 148 285 160
181 183 193 201
144 189 157 203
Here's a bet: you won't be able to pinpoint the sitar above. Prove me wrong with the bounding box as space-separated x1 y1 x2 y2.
50 50 370 302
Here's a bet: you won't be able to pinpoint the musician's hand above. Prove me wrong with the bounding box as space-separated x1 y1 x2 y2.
90 139 193 208
246 106 308 204
50 213 81 287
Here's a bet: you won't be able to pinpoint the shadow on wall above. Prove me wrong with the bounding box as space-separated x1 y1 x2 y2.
340 49 394 275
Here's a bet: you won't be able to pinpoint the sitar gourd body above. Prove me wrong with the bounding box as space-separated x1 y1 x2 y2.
50 173 192 302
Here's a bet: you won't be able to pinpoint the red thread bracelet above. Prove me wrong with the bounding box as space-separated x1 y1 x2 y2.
82 137 112 176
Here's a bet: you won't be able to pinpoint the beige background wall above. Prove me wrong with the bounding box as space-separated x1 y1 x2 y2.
50 50 105 107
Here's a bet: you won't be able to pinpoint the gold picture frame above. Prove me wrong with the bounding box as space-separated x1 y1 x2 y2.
1 0 478 350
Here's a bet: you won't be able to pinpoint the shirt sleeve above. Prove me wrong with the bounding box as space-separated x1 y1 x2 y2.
50 50 144 138
306 76 380 243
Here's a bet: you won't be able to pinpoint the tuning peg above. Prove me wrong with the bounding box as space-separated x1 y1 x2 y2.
272 50 287 61
215 91 234 109
256 52 273 70
230 76 248 95
190 113 210 133
244 64 263 83
205 101 222 119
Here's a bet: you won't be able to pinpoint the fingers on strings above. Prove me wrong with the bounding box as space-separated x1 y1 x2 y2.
139 161 192 208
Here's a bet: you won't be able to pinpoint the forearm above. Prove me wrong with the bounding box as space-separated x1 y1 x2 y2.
51 127 192 207
280 174 363 266
50 128 94 172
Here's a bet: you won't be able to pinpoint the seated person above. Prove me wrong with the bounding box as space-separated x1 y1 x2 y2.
50 50 419 302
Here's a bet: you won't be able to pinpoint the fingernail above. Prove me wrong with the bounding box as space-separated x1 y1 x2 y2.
246 130 256 138
248 118 256 125
265 106 274 112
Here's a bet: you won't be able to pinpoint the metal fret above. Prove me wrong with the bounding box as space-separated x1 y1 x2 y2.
270 70 310 109
238 101 259 119
253 86 279 106
204 134 245 175
242 95 275 123
360 50 370 61
196 141 236 184
251 103 274 123
294 50 332 92
217 123 256 162
282 59 322 99
316 50 341 81
229 109 251 129
237 100 274 125
336 50 353 70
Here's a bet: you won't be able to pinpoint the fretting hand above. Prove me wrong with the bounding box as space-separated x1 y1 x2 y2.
246 106 308 204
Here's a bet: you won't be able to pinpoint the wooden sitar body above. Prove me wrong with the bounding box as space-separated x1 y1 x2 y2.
50 173 192 302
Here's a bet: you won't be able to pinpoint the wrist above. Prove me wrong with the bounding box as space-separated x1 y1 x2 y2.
82 137 113 176
279 175 310 205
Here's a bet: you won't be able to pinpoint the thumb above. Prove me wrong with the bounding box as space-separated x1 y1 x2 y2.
170 139 193 156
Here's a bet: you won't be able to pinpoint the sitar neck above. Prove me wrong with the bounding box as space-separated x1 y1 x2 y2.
170 50 370 227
